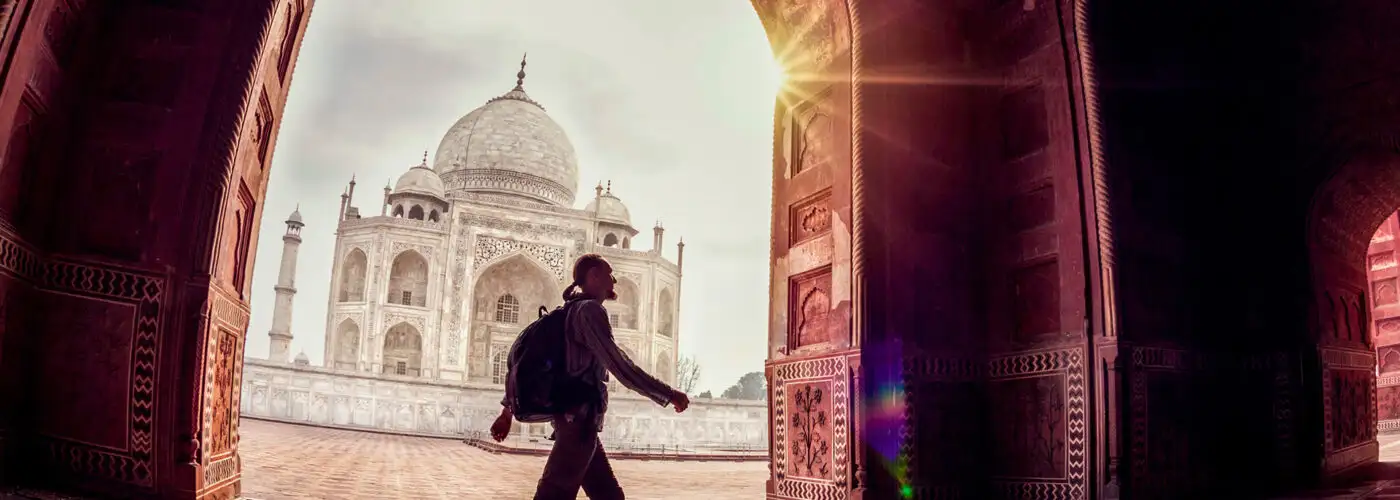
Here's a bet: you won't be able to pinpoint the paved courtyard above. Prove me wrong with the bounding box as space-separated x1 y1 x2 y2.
238 419 769 499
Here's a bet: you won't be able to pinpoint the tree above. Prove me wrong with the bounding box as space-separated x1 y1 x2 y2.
698 390 714 398
677 356 702 394
721 371 767 400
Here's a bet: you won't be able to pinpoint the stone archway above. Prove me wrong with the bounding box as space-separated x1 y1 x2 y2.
0 0 867 497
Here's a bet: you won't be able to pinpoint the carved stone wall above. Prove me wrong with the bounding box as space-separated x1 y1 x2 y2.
1369 213 1400 434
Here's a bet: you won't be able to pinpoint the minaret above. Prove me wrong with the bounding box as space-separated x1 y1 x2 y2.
338 187 349 222
677 238 685 273
588 181 604 251
381 180 391 216
268 206 305 363
653 221 665 254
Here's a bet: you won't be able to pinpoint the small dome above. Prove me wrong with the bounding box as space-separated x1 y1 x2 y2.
585 188 632 227
394 164 446 199
286 207 303 224
294 352 310 365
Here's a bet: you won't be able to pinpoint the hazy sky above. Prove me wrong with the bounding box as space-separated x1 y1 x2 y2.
245 0 780 395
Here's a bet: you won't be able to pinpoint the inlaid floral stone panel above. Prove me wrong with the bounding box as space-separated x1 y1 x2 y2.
771 354 850 500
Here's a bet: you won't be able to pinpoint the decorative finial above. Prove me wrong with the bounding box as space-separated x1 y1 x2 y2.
295 203 300 211
595 182 603 197
514 53 528 91
385 179 391 190
606 180 612 194
421 150 428 166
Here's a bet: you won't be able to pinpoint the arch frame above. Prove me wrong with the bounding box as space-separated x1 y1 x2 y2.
0 0 883 498
471 248 565 288
332 318 363 370
385 248 432 307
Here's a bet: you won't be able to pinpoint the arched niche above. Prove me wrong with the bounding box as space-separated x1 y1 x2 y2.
408 205 424 220
429 209 440 222
392 204 404 217
337 248 367 302
387 250 429 306
334 319 360 370
471 254 558 377
602 233 619 247
658 288 675 337
610 278 640 330
655 351 673 384
381 323 422 377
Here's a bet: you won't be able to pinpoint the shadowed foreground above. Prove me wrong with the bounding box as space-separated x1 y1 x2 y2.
238 419 768 499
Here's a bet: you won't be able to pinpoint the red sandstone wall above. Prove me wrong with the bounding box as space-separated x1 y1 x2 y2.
1370 213 1400 432
0 1 313 498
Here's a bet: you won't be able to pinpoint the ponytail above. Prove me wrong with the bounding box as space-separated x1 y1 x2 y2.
563 254 609 300
561 281 581 301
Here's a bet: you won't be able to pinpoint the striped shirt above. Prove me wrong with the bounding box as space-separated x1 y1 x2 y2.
502 298 676 431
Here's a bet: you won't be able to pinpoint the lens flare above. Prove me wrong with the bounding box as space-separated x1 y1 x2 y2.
863 337 913 495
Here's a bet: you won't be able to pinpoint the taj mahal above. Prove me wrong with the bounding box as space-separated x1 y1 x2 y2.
238 59 767 450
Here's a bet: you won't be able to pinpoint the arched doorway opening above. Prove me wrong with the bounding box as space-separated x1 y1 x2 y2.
380 322 424 377
0 0 1008 498
333 318 360 371
386 250 430 307
1300 147 1400 482
0 0 866 494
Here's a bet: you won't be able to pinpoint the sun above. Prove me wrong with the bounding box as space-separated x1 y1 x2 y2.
766 56 791 96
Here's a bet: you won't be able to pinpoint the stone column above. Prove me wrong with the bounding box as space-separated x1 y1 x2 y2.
268 208 305 363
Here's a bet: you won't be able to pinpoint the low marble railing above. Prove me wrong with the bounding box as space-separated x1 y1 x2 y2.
239 359 769 450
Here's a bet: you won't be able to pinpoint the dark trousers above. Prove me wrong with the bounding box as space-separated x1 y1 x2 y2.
533 412 624 500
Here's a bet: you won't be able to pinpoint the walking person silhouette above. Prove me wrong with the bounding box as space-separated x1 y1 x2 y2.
492 253 690 499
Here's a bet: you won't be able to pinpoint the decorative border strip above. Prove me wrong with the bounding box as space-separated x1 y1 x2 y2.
1322 347 1376 370
903 355 982 382
988 347 1087 500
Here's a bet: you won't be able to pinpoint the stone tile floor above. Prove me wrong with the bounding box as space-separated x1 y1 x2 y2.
239 419 768 499
1268 435 1400 500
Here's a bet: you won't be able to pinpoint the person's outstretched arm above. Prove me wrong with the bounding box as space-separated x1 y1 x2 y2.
572 300 678 406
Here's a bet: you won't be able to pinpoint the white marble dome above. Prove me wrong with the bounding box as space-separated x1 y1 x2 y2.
432 80 579 206
394 164 446 199
585 190 632 227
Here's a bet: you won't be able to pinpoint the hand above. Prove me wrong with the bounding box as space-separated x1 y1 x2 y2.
490 408 513 442
670 391 690 413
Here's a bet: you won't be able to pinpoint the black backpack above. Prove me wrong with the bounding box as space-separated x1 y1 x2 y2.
505 300 596 423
